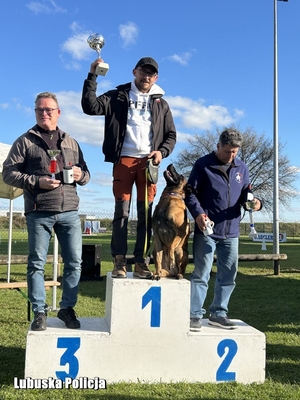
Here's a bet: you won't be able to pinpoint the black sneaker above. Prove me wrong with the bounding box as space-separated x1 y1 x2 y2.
190 318 202 332
57 307 81 329
208 315 237 330
31 312 47 331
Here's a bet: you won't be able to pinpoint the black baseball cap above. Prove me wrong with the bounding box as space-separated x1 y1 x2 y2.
134 57 158 73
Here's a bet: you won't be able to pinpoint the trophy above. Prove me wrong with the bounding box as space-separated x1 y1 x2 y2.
245 192 258 239
87 33 109 76
47 150 61 179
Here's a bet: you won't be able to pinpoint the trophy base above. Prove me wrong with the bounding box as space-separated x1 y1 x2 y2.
96 62 109 76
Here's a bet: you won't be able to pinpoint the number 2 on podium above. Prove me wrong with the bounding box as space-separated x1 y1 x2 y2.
141 287 238 381
216 339 238 381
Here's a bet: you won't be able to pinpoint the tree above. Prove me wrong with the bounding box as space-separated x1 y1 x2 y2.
174 126 299 212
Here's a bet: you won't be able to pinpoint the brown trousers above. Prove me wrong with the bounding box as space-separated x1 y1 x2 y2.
111 157 157 262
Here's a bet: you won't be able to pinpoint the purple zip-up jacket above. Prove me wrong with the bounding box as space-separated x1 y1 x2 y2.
185 151 251 239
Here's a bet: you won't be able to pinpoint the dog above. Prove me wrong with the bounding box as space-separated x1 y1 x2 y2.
152 164 190 279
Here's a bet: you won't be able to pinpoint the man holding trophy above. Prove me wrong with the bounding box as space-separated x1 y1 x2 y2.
3 92 90 331
82 34 176 279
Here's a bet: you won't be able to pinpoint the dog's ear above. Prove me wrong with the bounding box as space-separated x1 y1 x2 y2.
184 183 194 196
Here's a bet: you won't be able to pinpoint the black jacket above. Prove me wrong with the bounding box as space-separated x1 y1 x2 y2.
81 74 176 163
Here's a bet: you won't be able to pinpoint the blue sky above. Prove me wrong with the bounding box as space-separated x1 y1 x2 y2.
0 0 299 221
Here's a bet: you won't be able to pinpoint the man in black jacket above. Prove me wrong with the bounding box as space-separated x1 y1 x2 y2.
3 92 90 331
82 57 176 279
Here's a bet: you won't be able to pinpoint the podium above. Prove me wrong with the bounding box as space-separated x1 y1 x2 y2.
25 273 265 384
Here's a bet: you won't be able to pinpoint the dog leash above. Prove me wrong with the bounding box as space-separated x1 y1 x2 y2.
143 159 160 259
143 165 150 259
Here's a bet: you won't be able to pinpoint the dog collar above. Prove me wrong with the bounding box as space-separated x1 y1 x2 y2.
163 191 184 201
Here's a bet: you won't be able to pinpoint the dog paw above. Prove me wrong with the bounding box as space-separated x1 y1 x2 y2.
153 275 161 281
176 274 184 280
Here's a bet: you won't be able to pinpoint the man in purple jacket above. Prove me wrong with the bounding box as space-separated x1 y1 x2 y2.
185 128 262 331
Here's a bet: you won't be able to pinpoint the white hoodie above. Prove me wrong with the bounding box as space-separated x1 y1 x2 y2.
121 80 165 158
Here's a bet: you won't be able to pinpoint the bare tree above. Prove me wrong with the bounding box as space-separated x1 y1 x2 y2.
174 126 299 212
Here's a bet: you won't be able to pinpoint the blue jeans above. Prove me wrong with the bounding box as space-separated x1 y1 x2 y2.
190 233 238 319
26 211 82 313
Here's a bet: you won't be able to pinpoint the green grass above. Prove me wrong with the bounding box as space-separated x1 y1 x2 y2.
1 231 300 266
1 239 300 399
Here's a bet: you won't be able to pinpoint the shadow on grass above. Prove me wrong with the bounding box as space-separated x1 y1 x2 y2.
266 343 300 384
0 346 26 385
232 271 300 328
78 276 107 301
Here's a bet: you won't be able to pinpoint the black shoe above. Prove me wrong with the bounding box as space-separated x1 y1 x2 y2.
57 307 81 329
31 312 47 331
208 315 237 330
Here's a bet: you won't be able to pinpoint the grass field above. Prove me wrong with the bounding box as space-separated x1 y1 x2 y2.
0 235 300 399
1 230 299 264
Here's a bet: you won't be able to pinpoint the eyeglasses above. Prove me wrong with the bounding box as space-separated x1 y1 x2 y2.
35 108 59 115
137 68 157 78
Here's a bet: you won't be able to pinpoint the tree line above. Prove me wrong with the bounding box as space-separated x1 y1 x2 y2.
174 126 299 213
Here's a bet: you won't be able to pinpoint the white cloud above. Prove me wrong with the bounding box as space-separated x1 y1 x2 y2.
2 90 242 147
12 99 32 115
176 130 194 143
29 90 242 148
16 105 32 115
234 108 245 119
166 95 243 131
61 31 92 61
26 0 66 14
62 60 82 71
93 171 113 187
60 22 98 69
55 91 104 147
168 51 195 66
119 22 139 47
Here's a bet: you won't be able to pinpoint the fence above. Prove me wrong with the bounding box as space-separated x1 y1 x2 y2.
0 206 299 274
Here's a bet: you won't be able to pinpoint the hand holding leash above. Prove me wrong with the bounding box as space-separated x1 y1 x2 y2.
146 158 159 184
148 150 163 165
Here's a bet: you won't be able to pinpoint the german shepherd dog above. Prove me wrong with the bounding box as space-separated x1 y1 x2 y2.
152 164 190 279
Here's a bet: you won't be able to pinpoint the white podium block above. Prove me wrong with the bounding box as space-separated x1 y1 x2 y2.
25 273 265 384
105 272 190 336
